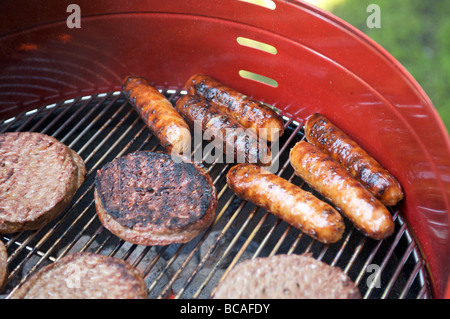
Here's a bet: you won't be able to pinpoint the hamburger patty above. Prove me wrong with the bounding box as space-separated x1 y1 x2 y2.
94 151 217 245
213 254 361 299
11 252 147 299
0 240 7 291
0 132 86 233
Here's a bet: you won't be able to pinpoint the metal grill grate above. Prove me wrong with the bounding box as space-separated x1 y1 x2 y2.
0 90 431 299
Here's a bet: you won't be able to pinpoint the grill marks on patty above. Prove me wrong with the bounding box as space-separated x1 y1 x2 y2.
94 151 217 245
97 153 212 230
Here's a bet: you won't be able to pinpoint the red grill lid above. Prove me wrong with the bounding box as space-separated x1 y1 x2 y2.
0 0 449 298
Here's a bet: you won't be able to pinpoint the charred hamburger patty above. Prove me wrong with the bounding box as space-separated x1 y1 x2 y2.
11 252 147 299
213 254 361 299
0 132 86 233
94 151 217 245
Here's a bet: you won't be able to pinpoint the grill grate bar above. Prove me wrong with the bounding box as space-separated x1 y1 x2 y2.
417 279 430 299
0 91 431 299
399 260 425 299
0 108 34 134
27 101 65 132
175 118 299 298
13 102 55 133
53 95 109 142
39 97 84 136
363 214 405 298
73 97 130 158
62 93 117 147
381 239 415 298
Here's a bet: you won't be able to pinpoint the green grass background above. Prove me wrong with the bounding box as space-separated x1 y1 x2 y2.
321 0 450 133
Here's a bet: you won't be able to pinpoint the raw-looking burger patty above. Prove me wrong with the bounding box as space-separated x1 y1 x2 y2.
213 254 361 299
0 132 86 233
94 151 217 246
0 240 7 290
10 252 147 299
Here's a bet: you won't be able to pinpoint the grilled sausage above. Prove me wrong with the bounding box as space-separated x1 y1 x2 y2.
289 141 394 240
122 76 191 154
305 113 403 206
185 74 284 142
175 94 272 165
226 163 345 243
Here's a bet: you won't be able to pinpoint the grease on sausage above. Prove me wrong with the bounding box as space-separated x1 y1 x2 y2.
185 74 284 142
123 76 191 154
226 163 345 244
289 141 394 240
175 94 271 165
305 113 403 206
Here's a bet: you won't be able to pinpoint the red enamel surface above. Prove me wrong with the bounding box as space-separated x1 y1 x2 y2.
0 0 448 298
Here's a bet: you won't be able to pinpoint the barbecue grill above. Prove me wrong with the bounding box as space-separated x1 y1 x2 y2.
1 0 449 299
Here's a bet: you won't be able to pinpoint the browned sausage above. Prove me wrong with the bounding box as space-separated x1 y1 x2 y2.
122 76 191 154
185 74 284 142
289 141 394 240
176 94 271 165
305 113 403 206
226 163 345 244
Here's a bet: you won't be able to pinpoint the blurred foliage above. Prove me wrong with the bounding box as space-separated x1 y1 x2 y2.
326 0 450 133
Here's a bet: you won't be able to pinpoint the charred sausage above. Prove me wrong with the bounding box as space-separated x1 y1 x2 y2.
176 94 271 165
226 163 345 244
122 76 191 154
305 113 403 206
289 141 394 240
185 74 284 142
